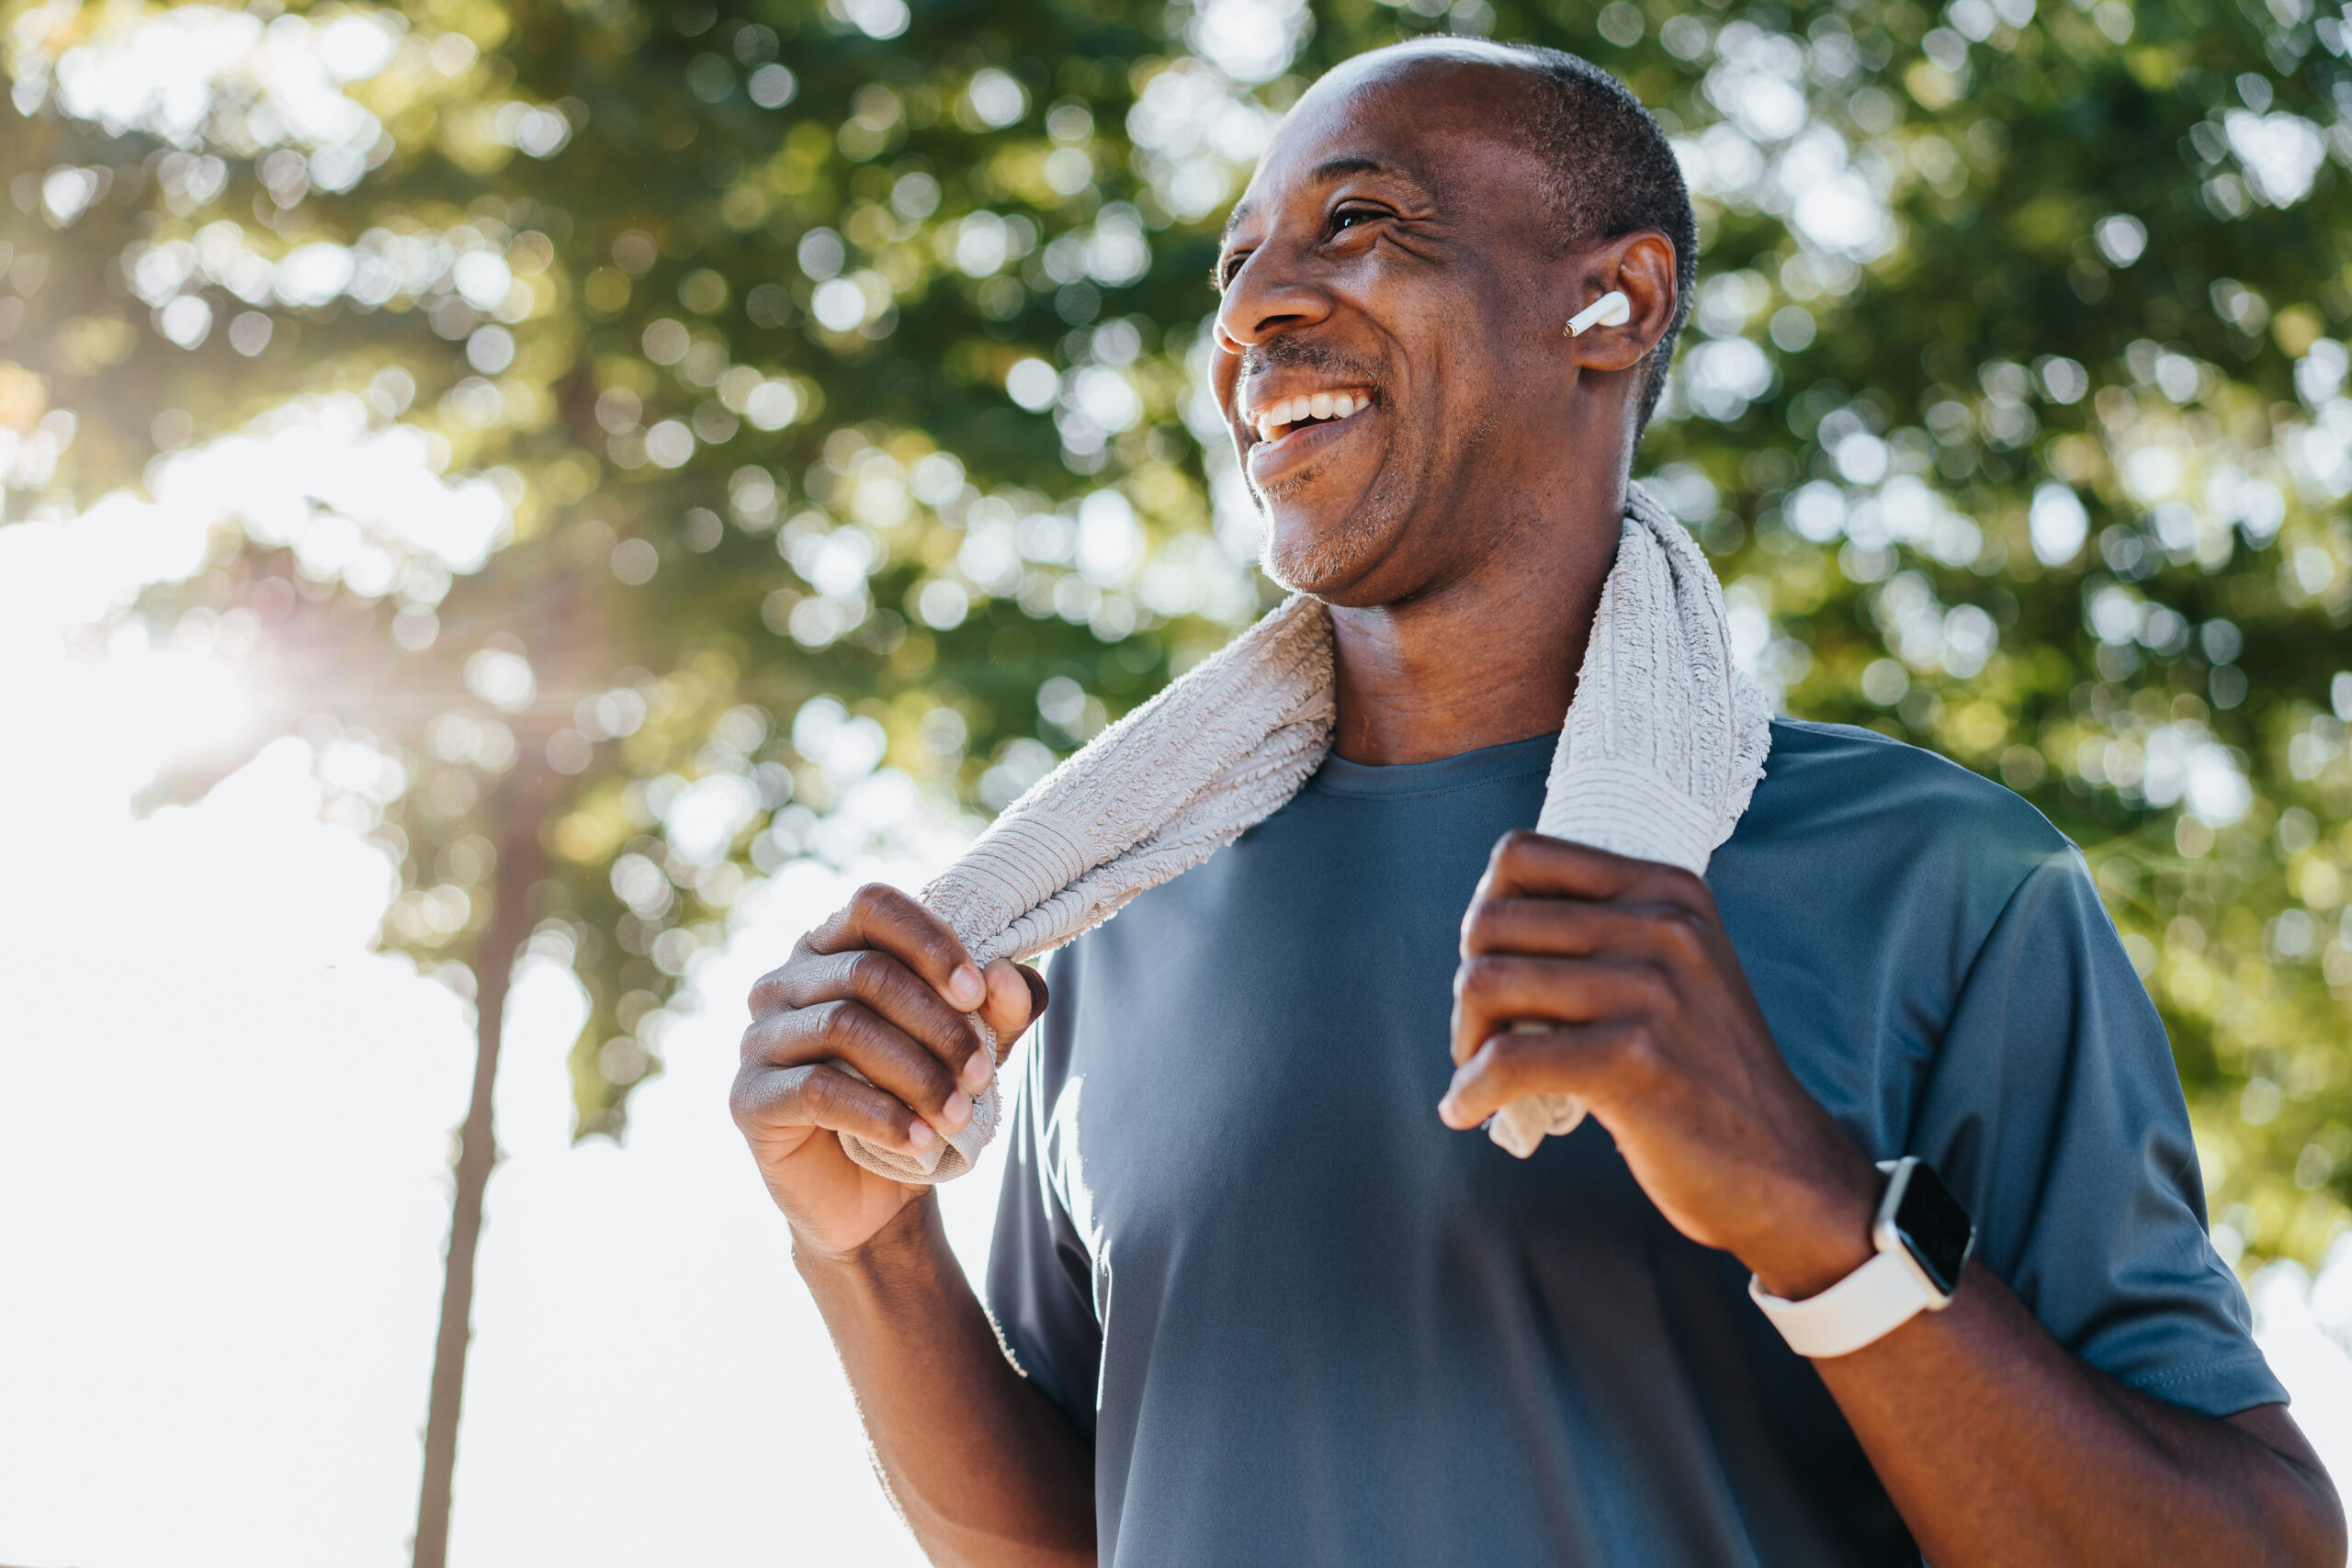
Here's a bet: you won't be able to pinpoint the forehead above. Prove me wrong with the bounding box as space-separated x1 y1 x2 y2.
1227 46 1549 233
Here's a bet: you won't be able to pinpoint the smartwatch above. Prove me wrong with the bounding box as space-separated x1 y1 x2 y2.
1748 1157 1977 1359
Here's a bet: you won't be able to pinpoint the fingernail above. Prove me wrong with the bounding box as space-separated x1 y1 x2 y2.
941 1091 971 1130
906 1122 934 1151
960 1051 994 1092
946 964 985 1010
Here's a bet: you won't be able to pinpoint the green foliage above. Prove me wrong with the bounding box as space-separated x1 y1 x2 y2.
2 0 2346 1259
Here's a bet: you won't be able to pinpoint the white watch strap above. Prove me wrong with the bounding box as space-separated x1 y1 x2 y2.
1748 1248 1932 1359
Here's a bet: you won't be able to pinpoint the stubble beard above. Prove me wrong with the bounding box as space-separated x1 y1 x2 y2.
1257 476 1402 593
1249 412 1457 600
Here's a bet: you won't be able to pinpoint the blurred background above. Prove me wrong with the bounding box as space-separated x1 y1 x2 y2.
0 0 2349 1559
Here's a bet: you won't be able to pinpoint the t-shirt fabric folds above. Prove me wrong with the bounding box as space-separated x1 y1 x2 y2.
985 718 2285 1568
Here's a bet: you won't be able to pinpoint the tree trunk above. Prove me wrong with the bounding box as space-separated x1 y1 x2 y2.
411 759 550 1568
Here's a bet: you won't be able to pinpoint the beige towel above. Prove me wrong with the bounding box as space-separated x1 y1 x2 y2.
838 483 1771 1182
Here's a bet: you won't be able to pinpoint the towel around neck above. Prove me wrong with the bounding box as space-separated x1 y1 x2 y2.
836 482 1771 1183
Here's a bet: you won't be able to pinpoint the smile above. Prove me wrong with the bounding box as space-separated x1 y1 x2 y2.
1249 389 1375 446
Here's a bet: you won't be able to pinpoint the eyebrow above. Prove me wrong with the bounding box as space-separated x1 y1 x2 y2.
1219 154 1407 244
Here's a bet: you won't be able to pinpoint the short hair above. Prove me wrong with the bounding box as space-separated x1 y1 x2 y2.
1498 43 1698 436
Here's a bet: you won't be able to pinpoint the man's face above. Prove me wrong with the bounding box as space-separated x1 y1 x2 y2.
1210 47 1583 605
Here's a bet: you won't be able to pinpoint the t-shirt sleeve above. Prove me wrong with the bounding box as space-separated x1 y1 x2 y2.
1908 848 2287 1418
983 1028 1103 1444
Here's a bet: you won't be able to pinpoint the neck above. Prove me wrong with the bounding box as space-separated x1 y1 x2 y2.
1324 474 1624 767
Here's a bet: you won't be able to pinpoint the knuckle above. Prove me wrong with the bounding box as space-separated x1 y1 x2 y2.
727 1068 762 1129
843 946 888 995
812 999 866 1055
732 1065 803 1131
821 1070 900 1132
748 965 800 1015
800 1065 844 1118
847 882 903 925
1654 914 1706 965
1482 1035 1538 1089
864 952 940 1030
1457 953 1503 994
1611 1022 1659 1075
1654 865 1711 908
800 908 853 954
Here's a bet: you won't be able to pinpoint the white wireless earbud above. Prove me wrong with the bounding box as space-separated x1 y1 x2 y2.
1565 290 1632 337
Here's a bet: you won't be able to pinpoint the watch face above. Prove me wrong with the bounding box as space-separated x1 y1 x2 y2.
1893 1162 1976 1297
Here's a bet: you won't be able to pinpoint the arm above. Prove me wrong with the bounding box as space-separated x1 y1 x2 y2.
732 885 1095 1567
799 1196 1097 1566
1818 1260 2337 1568
1440 831 2346 1568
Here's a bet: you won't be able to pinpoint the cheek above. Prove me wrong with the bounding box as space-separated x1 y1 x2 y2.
1207 358 1242 420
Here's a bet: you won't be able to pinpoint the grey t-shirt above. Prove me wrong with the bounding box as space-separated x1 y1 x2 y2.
986 719 2284 1567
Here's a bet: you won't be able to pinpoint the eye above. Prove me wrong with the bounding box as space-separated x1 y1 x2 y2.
1329 202 1383 235
1216 249 1251 289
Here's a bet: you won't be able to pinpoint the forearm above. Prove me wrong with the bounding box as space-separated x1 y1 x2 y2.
798 1196 1096 1568
1815 1262 2344 1568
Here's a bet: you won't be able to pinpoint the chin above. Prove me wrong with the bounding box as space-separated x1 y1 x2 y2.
1254 475 1408 603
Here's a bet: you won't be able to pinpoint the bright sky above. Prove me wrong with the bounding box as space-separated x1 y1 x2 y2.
0 521 1012 1565
1 502 2348 1566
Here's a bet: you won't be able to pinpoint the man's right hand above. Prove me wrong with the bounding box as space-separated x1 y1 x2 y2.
732 884 1046 1259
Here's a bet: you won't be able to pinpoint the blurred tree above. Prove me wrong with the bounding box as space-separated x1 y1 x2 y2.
3 0 2348 1553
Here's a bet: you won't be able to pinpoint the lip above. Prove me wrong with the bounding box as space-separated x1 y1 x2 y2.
1243 400 1376 489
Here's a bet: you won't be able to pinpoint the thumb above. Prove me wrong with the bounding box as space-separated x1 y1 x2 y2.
978 959 1048 1057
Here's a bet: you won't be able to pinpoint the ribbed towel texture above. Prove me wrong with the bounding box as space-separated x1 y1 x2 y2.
837 483 1772 1182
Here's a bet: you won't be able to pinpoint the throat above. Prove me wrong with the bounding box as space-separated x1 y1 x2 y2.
1328 613 1581 767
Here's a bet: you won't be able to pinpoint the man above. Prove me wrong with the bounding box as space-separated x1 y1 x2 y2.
731 39 2345 1568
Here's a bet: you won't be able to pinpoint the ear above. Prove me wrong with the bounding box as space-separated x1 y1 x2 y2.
1562 231 1679 376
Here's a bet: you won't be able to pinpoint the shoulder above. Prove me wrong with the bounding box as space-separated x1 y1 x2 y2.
1718 719 2083 953
1748 717 2074 864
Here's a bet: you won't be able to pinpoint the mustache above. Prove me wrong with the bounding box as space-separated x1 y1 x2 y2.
1234 337 1382 397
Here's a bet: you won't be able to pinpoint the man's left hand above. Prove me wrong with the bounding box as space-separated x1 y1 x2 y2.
1441 829 1882 1300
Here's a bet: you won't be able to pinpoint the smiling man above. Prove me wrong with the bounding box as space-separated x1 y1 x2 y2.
730 39 2344 1568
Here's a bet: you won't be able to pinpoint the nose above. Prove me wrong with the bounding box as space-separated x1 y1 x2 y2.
1212 241 1334 359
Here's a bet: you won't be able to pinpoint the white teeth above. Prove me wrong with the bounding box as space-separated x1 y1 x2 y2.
1249 389 1373 442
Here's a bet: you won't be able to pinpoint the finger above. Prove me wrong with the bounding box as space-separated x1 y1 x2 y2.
978 960 1031 1040
780 947 985 1077
1461 897 1670 960
1437 1023 1636 1130
1477 829 1708 908
747 999 972 1136
802 883 985 1012
970 960 1047 1082
1450 953 1659 1066
733 1061 941 1158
